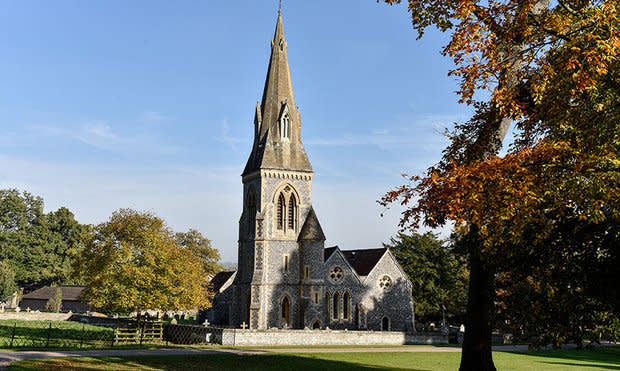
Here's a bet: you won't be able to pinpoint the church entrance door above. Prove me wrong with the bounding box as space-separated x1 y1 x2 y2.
281 296 290 327
382 316 390 331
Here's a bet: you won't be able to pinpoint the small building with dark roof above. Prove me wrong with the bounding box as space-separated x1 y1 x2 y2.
20 285 91 313
204 271 236 326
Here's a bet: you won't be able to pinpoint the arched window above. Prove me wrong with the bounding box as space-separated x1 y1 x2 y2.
247 190 256 234
281 296 290 326
343 292 350 320
281 114 290 139
288 195 296 230
277 193 285 230
312 320 321 330
325 292 330 319
332 292 339 320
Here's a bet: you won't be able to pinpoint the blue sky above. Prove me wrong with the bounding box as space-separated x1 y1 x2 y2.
0 1 474 262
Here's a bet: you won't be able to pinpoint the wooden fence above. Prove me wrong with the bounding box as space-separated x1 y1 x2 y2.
114 321 164 344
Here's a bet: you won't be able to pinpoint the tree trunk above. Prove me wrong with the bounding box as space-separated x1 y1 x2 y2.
459 239 496 371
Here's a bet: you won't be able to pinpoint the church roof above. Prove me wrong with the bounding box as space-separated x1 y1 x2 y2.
243 11 313 176
324 246 338 262
323 246 388 276
22 285 85 301
341 248 387 276
210 271 236 293
298 207 325 241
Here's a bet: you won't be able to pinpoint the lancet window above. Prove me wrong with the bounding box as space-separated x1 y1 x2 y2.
247 190 256 234
277 193 285 230
275 186 298 233
281 114 290 139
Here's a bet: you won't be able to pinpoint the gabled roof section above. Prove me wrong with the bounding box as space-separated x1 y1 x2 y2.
341 248 387 276
210 271 236 293
298 207 326 241
22 285 85 301
243 11 312 176
324 246 338 262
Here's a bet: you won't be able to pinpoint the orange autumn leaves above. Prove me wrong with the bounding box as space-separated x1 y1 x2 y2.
381 141 620 252
379 0 619 251
383 0 619 120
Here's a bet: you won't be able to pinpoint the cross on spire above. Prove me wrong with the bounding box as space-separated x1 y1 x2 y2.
279 0 282 12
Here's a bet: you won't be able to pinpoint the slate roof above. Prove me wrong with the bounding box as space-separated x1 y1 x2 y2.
341 248 387 276
324 246 338 262
210 271 236 292
323 246 388 276
22 286 85 301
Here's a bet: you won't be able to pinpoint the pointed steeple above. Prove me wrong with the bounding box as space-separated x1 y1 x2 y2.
243 11 313 176
260 10 295 120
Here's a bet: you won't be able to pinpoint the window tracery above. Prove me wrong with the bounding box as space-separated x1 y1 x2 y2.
329 266 343 283
378 275 392 291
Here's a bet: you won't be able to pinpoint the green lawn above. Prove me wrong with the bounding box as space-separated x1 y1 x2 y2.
9 347 620 370
0 320 113 350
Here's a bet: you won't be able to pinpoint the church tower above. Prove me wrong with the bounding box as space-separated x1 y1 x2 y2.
232 11 319 330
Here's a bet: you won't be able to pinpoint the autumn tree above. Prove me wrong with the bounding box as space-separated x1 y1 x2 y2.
380 0 618 370
385 232 468 324
175 229 222 278
75 209 220 314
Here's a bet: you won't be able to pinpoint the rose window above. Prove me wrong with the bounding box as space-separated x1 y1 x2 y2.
329 267 343 282
379 275 392 291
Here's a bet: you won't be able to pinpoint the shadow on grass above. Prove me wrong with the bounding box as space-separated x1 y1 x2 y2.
511 347 620 370
10 354 425 371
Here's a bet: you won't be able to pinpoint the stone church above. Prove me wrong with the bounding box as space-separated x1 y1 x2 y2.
209 11 414 332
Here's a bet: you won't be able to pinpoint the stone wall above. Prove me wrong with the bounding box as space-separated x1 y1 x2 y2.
217 328 447 346
0 312 72 321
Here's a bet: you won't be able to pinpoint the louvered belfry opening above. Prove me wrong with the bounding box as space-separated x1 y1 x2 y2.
277 193 285 230
288 195 296 230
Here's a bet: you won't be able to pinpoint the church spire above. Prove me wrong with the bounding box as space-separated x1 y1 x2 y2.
243 11 312 176
259 10 295 133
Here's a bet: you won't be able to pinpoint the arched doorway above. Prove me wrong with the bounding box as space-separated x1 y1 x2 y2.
382 316 390 331
312 320 321 330
281 296 290 327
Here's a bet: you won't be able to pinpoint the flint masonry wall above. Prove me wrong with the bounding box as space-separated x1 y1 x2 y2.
218 329 447 346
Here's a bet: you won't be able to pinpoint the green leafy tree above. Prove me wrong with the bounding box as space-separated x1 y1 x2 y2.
0 261 17 303
75 209 219 314
385 233 468 324
0 189 86 290
45 287 62 312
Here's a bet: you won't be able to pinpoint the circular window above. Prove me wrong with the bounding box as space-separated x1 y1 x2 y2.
378 275 392 291
329 266 344 282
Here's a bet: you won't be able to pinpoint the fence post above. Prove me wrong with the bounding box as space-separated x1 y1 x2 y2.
46 322 51 348
139 321 145 345
111 325 117 347
80 323 85 349
9 323 16 349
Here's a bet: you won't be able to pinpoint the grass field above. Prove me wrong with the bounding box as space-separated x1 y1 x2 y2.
9 347 620 370
0 320 113 350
